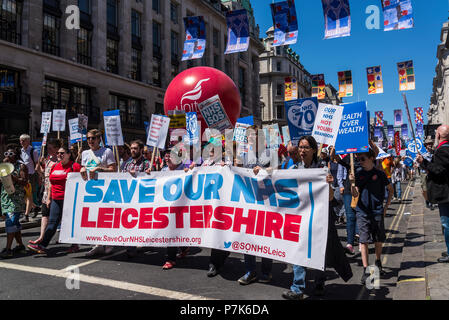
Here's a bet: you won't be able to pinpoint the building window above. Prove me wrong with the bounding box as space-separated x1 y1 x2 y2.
170 2 178 24
110 94 142 127
153 58 161 87
213 54 220 69
0 67 20 105
153 21 161 57
152 0 160 14
78 0 90 14
42 13 60 56
42 78 95 121
276 104 284 119
131 48 142 81
0 0 23 44
155 102 164 115
238 67 246 104
107 0 117 27
171 31 179 77
225 59 231 76
106 38 118 74
131 10 141 38
77 28 91 66
276 61 282 72
276 83 283 96
213 28 219 48
276 46 281 55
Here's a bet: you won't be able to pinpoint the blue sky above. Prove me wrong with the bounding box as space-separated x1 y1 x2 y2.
251 0 448 124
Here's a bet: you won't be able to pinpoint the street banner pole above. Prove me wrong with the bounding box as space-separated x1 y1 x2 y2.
402 93 419 155
350 153 358 208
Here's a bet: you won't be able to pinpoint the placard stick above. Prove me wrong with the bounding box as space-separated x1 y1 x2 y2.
317 143 323 158
402 93 421 176
350 153 359 208
113 145 120 172
150 147 157 170
58 131 60 140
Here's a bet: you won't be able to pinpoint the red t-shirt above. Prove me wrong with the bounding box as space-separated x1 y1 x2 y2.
49 161 81 200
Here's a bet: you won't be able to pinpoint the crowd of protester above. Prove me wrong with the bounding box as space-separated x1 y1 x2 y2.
1 124 449 300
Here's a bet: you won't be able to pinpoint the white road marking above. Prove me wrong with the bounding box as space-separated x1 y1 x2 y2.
0 261 215 300
65 249 127 270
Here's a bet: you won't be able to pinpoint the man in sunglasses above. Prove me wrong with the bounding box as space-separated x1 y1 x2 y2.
80 129 117 257
349 148 393 285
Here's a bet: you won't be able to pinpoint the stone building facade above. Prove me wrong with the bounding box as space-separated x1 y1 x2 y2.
0 0 264 143
428 20 449 135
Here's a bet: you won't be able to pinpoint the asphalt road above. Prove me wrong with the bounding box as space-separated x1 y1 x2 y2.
0 182 412 301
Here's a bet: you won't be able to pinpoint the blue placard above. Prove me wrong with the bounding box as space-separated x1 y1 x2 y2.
236 116 254 126
406 137 427 160
335 101 369 155
285 97 318 143
403 156 414 168
32 142 42 158
185 112 200 146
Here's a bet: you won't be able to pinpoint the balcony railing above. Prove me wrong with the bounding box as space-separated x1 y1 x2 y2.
41 97 100 124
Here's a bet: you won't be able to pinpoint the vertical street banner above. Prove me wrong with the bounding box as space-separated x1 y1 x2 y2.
382 0 414 31
395 131 401 156
198 95 233 134
335 101 369 155
414 107 424 124
397 60 415 91
224 9 250 54
60 167 330 270
78 114 88 135
375 111 384 127
312 103 344 147
367 66 384 95
311 74 326 100
182 16 206 61
416 123 424 137
374 127 383 140
270 0 298 47
285 97 319 144
401 124 408 138
147 114 170 150
52 109 66 132
387 125 394 139
40 112 52 134
103 110 124 147
184 112 200 146
284 77 298 101
68 118 82 144
321 0 351 39
338 70 353 98
394 109 403 126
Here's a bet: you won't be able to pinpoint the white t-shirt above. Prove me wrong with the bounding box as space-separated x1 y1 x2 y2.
81 147 116 171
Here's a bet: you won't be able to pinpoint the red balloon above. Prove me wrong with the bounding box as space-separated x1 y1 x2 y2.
164 67 241 133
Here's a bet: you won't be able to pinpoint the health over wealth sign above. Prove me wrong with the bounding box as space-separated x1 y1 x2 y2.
60 166 329 270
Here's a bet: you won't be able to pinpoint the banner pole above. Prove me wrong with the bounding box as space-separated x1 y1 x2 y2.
317 143 323 158
150 147 157 170
402 93 419 155
113 145 120 173
58 131 60 140
350 153 358 208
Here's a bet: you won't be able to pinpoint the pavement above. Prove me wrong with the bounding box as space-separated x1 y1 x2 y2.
0 181 433 300
393 178 449 300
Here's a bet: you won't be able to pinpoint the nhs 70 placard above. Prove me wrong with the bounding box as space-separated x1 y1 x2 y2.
285 97 318 144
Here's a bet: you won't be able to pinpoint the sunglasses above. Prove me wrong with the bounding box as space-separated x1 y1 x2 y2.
298 146 312 150
358 157 368 162
87 136 98 141
57 152 67 155
4 151 15 157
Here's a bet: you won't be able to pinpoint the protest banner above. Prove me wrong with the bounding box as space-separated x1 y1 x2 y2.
184 112 200 146
376 147 390 160
406 137 427 160
182 16 206 61
387 125 394 139
52 109 66 137
334 101 369 155
395 131 401 156
40 112 52 134
103 110 124 147
60 166 330 270
312 103 344 147
282 126 291 145
198 94 233 134
147 114 170 150
285 97 319 144
78 114 88 135
68 118 83 144
32 142 42 158
270 0 298 47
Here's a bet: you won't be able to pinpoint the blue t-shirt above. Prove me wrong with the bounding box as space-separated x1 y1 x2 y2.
355 167 390 216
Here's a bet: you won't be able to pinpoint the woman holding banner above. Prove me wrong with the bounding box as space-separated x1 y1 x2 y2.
28 144 81 255
282 136 352 300
29 139 62 246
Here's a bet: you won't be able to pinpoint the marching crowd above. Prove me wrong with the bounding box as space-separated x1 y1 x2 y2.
1 124 449 300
